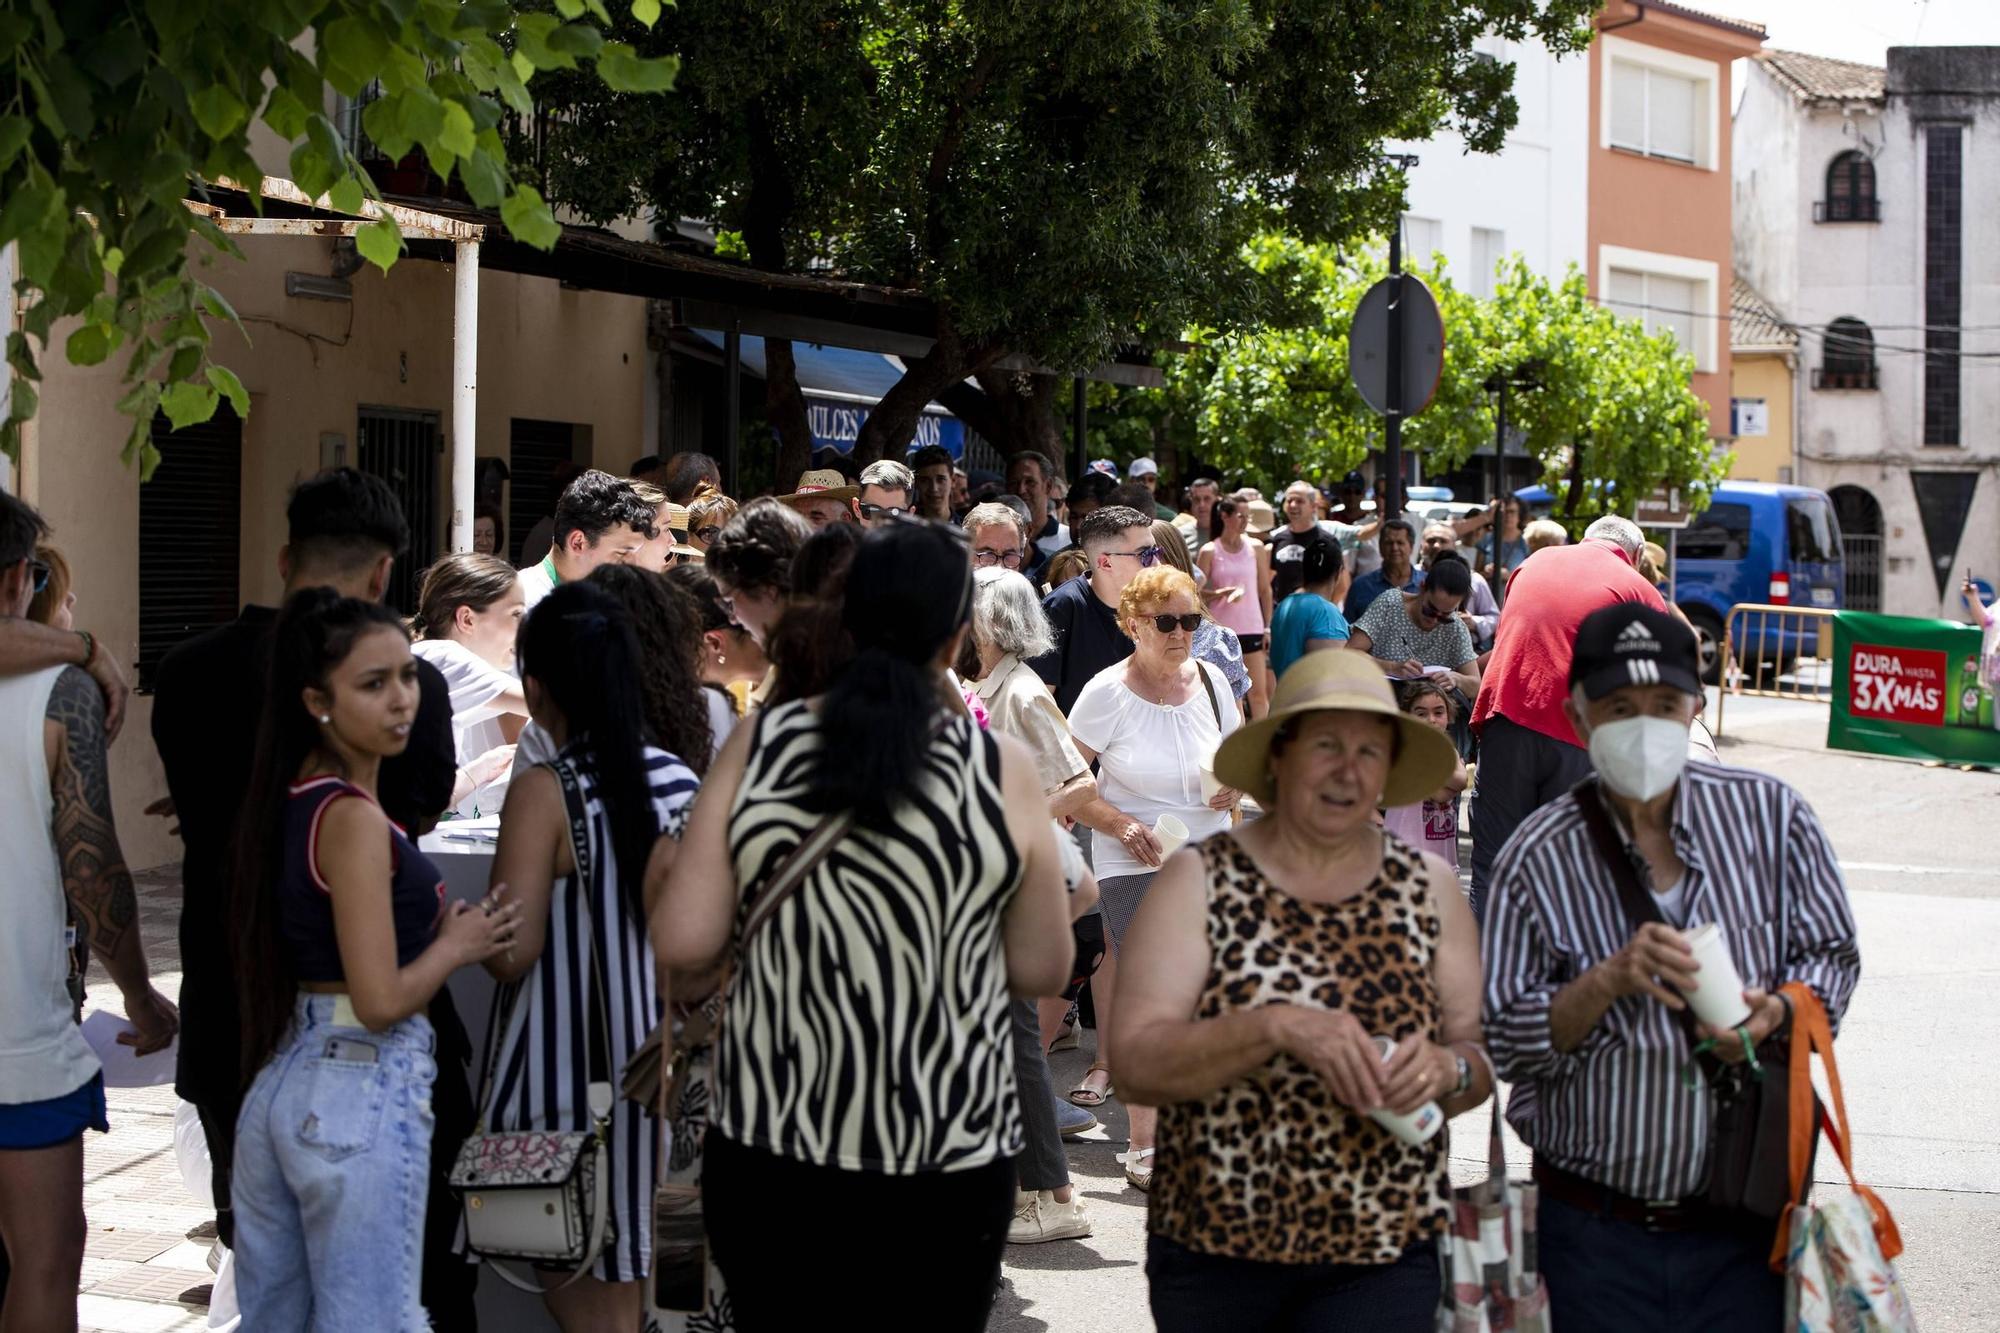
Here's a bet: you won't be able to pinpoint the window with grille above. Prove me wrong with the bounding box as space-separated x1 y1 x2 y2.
1923 126 1962 446
1817 151 1879 222
356 406 442 614
1814 317 1877 390
509 420 577 565
138 405 241 690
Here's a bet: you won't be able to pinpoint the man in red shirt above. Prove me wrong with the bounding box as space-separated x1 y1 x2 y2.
1470 515 1665 917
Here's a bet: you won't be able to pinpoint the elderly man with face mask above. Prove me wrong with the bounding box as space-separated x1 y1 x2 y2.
1480 603 1859 1333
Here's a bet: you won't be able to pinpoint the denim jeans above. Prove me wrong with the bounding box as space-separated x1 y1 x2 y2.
232 995 438 1332
1537 1193 1783 1332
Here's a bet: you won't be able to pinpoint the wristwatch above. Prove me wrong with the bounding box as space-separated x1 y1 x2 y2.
1451 1052 1472 1096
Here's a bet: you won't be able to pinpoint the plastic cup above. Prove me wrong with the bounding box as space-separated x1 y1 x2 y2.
1682 923 1752 1028
1367 1035 1445 1146
1152 814 1189 859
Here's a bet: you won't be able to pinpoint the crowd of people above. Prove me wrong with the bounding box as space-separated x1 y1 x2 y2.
0 444 1863 1333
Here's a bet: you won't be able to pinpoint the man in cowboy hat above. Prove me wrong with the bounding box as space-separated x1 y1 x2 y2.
776 467 860 528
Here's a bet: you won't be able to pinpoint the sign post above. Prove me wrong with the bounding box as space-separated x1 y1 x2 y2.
1829 611 2000 766
1350 253 1445 526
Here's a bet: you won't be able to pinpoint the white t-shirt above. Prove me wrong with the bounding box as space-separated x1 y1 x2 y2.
411 638 522 819
516 557 557 612
1067 658 1240 881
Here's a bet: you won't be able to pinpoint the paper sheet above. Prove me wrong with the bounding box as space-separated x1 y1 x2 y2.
81 1006 178 1088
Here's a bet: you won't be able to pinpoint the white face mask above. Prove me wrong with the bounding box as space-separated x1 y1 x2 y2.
1585 715 1690 801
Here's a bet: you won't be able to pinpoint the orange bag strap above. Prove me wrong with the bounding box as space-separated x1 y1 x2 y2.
1769 982 1903 1269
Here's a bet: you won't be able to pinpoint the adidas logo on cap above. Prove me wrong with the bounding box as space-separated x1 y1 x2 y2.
1614 620 1658 653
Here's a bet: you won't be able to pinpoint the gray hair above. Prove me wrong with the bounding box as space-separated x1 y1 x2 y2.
857 459 915 503
1584 514 1645 559
962 501 1029 547
972 566 1055 660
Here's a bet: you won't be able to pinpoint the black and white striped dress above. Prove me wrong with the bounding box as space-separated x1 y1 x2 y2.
712 700 1025 1174
483 746 699 1282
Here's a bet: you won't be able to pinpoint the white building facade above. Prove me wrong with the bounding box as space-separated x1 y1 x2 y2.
1734 47 2000 617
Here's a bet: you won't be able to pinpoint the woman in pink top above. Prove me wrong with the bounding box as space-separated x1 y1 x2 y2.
1198 497 1274 718
1381 679 1468 872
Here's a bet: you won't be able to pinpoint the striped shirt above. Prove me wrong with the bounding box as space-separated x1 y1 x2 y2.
1480 761 1860 1199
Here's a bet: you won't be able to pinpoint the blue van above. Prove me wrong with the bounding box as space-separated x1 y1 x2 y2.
1513 481 1845 683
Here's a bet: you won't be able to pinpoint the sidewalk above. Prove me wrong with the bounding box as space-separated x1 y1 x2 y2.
75 867 212 1333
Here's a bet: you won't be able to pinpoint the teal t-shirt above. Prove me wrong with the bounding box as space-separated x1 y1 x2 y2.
1269 592 1350 679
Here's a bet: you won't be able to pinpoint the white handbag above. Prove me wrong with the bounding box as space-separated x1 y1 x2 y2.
448 756 618 1292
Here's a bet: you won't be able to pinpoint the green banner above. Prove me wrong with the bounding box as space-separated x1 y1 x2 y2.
1829 611 2000 765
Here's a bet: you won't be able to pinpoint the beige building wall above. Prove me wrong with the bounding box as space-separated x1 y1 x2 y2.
1726 353 1794 483
25 232 648 870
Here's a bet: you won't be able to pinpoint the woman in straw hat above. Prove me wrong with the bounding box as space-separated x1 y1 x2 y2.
1109 650 1491 1331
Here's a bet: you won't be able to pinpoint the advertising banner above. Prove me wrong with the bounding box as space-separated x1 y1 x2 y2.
1829 611 2000 765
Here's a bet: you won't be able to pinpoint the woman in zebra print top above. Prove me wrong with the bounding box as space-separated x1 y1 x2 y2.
653 518 1074 1331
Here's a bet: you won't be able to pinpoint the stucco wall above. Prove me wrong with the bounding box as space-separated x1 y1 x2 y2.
27 233 647 870
1727 352 1794 482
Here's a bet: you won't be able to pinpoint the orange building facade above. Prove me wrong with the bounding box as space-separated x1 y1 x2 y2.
1587 1 1767 439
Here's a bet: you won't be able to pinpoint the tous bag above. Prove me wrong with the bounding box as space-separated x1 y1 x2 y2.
1774 986 1916 1332
651 807 853 1314
449 756 618 1291
1436 1094 1551 1333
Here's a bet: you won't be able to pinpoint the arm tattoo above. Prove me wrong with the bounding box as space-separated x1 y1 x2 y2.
47 667 139 960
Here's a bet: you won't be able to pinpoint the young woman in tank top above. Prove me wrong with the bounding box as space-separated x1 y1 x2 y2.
229 590 519 1331
1198 497 1274 718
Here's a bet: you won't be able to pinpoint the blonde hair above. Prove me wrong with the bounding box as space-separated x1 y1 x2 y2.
1117 565 1201 640
1523 518 1567 552
1149 519 1196 577
686 492 739 533
1043 547 1089 592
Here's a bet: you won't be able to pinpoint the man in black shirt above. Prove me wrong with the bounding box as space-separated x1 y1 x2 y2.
151 468 473 1328
1269 480 1380 603
1028 505 1156 714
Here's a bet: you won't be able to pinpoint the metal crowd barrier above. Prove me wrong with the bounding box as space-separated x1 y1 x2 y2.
1711 604 1837 739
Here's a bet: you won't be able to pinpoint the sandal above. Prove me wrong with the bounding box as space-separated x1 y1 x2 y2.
1067 1061 1112 1109
1118 1146 1156 1193
1049 1015 1079 1053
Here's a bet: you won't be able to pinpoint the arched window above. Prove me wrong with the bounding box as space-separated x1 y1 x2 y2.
1820 151 1879 222
1817 317 1877 390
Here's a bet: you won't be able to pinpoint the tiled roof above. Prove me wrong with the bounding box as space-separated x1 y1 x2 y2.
1754 49 1887 104
1731 276 1796 351
1642 2 1768 40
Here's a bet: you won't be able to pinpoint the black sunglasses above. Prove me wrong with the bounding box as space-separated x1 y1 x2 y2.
1149 612 1202 634
28 558 50 595
1107 545 1165 568
857 501 908 521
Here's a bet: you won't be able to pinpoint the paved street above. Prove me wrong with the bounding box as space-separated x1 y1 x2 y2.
72 694 2000 1332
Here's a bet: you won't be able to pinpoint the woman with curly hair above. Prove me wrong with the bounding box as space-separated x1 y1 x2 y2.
584 564 718 772
666 563 768 723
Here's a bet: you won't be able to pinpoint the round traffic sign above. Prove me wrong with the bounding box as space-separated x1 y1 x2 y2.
1350 275 1445 417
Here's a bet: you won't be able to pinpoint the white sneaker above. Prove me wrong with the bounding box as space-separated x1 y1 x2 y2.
1008 1189 1093 1244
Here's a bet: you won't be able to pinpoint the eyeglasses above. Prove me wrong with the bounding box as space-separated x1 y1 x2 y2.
972 548 1023 569
1149 613 1203 634
693 525 722 543
1415 599 1454 623
857 502 908 521
28 558 50 594
1106 545 1164 567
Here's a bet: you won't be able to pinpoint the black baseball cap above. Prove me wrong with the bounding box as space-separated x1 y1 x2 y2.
1570 604 1702 700
1338 470 1366 492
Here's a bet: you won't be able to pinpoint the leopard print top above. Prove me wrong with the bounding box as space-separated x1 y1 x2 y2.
1149 830 1450 1266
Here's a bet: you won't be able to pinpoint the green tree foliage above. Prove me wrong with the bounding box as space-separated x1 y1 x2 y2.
1151 239 1724 510
520 0 1600 462
0 0 676 474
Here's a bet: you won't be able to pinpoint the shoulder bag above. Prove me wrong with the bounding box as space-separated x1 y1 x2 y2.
1573 776 1815 1222
1437 1094 1551 1333
447 755 617 1292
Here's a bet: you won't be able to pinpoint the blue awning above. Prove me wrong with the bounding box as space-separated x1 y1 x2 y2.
691 331 966 461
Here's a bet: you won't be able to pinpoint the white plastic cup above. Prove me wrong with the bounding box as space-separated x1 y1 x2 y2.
1152 813 1189 859
1367 1035 1445 1146
1682 923 1752 1028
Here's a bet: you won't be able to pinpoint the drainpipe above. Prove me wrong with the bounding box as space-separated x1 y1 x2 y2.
449 240 480 553
1600 1 1647 35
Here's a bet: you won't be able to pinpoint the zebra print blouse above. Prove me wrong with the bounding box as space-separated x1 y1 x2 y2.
712 699 1026 1174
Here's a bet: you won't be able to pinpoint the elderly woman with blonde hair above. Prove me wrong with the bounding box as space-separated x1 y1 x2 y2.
1061 564 1243 1190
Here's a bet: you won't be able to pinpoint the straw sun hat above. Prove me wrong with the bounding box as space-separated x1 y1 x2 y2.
1211 651 1460 808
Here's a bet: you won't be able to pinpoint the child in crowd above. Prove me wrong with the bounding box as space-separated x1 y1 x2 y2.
1381 679 1469 870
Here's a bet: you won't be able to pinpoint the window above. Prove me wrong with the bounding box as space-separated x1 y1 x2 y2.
1600 36 1717 170
1817 151 1879 223
139 406 241 690
1471 227 1505 298
1923 125 1962 446
1599 246 1718 371
356 406 442 614
1785 498 1842 566
1814 317 1877 390
1401 215 1441 264
510 419 577 565
1676 502 1751 562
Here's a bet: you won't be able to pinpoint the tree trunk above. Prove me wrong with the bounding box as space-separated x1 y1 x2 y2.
766 338 813 488
742 100 814 476
937 369 1063 471
1564 438 1587 519
853 325 1002 463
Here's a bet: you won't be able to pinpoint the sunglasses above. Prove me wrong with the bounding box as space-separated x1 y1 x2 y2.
972 548 1023 569
28 558 50 595
1416 599 1453 623
857 502 908 521
693 525 722 543
1149 613 1202 634
1107 545 1165 568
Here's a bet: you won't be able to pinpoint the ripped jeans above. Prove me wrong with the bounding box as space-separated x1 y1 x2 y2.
232 994 438 1331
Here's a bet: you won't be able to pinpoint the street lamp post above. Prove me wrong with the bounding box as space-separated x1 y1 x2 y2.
1480 358 1545 602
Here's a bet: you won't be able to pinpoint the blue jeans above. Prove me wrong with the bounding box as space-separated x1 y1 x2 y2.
1538 1192 1783 1332
232 995 438 1332
1147 1232 1440 1332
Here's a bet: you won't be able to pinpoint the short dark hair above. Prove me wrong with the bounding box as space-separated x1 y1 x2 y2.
663 452 722 504
1005 450 1051 482
1076 505 1153 551
555 469 657 547
1303 537 1345 586
1381 519 1416 546
1067 471 1116 508
706 497 812 596
1107 482 1155 514
909 444 953 473
628 454 663 477
287 467 410 573
1422 550 1472 598
0 489 50 568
